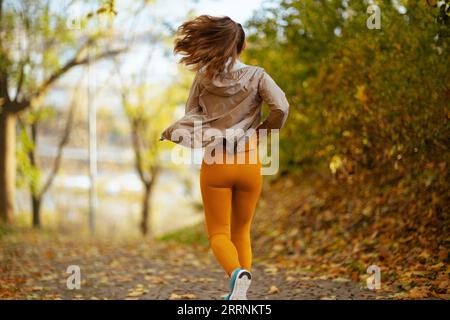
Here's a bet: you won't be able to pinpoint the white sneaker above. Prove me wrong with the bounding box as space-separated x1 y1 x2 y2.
224 268 252 300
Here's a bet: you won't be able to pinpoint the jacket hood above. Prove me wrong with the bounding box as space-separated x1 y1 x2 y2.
199 60 256 97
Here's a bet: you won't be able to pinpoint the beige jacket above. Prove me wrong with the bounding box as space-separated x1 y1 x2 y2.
160 60 289 152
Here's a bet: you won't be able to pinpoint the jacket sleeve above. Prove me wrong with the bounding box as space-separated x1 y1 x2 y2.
257 70 289 131
159 73 201 141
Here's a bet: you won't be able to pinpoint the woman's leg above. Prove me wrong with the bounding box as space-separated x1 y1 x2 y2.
230 154 262 272
230 189 260 271
200 163 241 277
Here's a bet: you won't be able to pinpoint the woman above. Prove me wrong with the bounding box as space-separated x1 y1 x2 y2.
160 15 289 300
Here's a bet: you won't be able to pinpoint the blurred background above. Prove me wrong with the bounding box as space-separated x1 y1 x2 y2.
0 0 448 300
1 0 268 238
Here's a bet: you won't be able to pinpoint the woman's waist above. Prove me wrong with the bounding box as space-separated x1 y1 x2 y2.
206 133 258 153
202 134 260 165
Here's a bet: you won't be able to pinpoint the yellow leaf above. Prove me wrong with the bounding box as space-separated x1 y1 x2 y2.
320 295 337 300
430 262 444 270
169 293 197 300
329 155 343 174
286 276 296 282
355 85 368 104
268 285 280 294
127 291 145 297
408 287 430 299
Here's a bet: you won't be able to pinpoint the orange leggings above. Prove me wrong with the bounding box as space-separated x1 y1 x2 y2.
200 145 262 277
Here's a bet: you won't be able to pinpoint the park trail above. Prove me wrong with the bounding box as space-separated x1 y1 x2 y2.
0 232 386 300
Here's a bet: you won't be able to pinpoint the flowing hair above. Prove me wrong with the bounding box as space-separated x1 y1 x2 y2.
173 15 246 79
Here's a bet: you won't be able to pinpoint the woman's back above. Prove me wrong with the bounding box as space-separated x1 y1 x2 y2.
160 59 289 152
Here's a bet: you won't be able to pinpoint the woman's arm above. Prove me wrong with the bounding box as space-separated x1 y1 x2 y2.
256 70 290 139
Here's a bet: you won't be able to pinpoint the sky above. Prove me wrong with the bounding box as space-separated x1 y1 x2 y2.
151 0 265 25
115 0 266 83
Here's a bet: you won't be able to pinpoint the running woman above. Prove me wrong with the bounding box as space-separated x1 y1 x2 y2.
160 15 289 300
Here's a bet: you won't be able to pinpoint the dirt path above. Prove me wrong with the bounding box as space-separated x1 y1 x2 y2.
0 232 386 300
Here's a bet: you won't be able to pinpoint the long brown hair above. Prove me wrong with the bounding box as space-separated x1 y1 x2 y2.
173 15 246 79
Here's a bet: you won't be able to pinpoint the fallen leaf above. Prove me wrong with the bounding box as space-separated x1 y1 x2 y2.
408 287 430 299
169 293 197 300
268 285 280 294
286 276 296 282
320 295 337 300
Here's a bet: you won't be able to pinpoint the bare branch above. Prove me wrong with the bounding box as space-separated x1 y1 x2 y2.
114 56 150 186
0 73 9 104
38 81 80 197
131 119 150 186
38 46 125 98
13 57 28 103
0 0 7 102
0 0 3 19
11 42 126 114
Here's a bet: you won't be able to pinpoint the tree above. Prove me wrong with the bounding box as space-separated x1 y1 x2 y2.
116 57 191 235
244 0 449 174
245 0 449 297
0 0 122 224
17 81 80 228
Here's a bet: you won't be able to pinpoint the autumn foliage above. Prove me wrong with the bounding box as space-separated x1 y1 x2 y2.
245 0 449 299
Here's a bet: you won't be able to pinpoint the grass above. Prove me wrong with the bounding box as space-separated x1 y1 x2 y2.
158 222 209 247
0 224 16 238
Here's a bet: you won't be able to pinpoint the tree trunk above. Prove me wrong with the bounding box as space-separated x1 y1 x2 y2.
0 107 16 224
32 195 41 228
140 183 152 236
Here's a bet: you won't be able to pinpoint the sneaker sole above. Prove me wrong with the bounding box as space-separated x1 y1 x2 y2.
229 270 252 300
